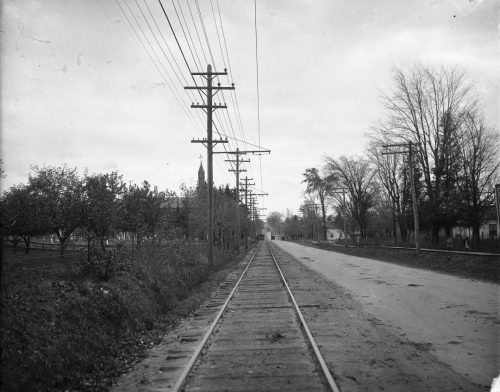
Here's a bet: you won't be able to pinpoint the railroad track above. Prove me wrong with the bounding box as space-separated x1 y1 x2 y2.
171 240 340 392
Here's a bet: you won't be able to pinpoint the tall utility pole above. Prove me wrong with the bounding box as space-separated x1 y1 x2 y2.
240 177 255 214
240 176 255 249
382 142 420 255
251 192 268 235
186 64 235 267
227 151 248 250
214 148 269 250
248 193 256 226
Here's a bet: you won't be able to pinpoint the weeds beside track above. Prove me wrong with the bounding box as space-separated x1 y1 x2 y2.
0 241 249 392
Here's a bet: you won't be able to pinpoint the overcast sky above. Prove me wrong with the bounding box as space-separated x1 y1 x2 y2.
1 0 498 217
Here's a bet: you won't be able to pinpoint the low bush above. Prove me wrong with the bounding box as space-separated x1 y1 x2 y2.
74 244 131 281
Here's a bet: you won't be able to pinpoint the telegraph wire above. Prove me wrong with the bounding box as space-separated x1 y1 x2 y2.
107 0 237 178
194 0 216 69
174 0 205 71
100 0 187 117
157 0 194 75
211 0 255 182
253 0 264 207
115 0 248 179
186 0 209 66
170 0 202 71
213 0 254 187
128 0 206 128
113 0 202 134
137 0 206 127
142 0 190 87
157 0 229 154
167 0 239 159
216 0 246 144
191 0 238 149
208 0 240 150
133 0 184 90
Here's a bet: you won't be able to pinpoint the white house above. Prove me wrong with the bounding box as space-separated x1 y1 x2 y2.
326 224 344 241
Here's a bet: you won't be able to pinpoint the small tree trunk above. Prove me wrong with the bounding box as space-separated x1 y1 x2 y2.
59 237 68 257
87 234 91 263
472 224 480 250
23 236 31 254
432 226 440 246
11 237 21 253
399 221 408 244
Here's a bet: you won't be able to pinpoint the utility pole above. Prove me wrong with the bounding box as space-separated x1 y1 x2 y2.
225 149 248 250
251 192 268 237
186 64 235 267
331 188 348 242
214 148 268 250
382 142 420 255
240 176 255 249
248 193 256 234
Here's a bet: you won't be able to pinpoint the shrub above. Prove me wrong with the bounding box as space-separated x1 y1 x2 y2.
75 244 131 281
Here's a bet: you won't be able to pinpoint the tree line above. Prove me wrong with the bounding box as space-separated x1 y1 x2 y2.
268 65 499 249
1 165 257 255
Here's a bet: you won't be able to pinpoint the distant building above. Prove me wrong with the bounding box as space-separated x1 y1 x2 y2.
480 206 498 239
452 206 498 240
326 222 344 241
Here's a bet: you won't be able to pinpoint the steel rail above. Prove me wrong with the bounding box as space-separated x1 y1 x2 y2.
266 240 341 392
171 243 261 392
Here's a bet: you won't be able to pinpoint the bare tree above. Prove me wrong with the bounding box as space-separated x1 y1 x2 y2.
366 136 407 241
379 65 477 244
325 156 377 240
457 111 500 248
266 211 283 235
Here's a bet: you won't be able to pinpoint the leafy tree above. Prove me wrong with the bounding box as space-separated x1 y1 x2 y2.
28 165 84 256
282 210 304 240
84 172 124 250
300 201 321 240
302 167 336 240
122 181 165 248
266 211 283 235
0 184 47 253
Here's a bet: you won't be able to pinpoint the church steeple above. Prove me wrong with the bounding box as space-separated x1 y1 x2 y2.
197 162 205 188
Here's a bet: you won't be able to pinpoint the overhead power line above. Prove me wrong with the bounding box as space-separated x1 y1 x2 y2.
157 0 237 172
254 0 264 205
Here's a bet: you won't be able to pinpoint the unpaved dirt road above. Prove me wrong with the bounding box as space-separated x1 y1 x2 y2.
273 240 499 387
